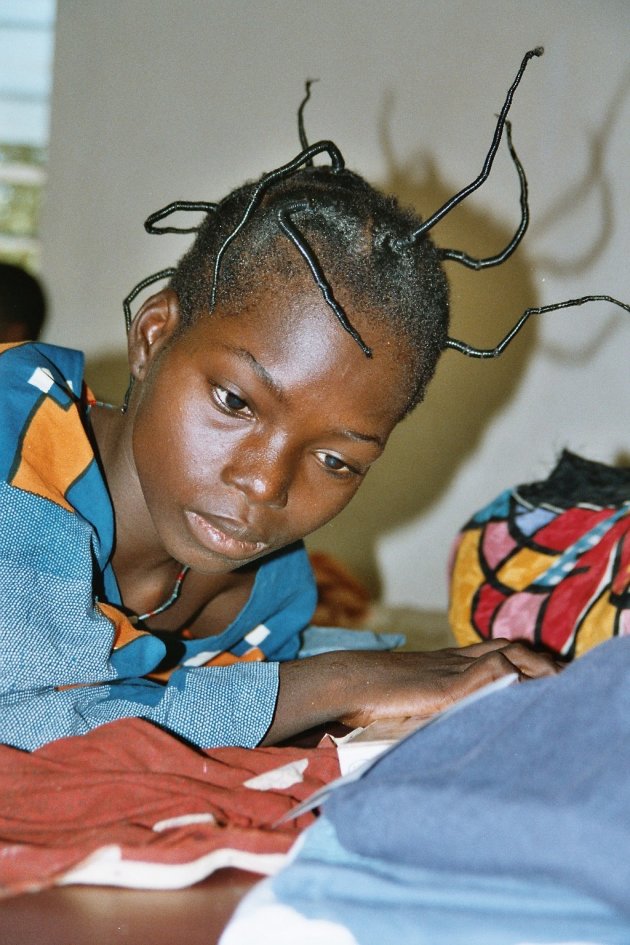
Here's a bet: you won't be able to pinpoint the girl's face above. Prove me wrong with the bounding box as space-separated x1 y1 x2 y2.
128 281 416 574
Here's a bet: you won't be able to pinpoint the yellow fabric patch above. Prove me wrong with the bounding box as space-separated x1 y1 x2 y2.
147 643 265 683
205 647 265 667
574 593 616 658
496 546 558 592
449 529 486 646
97 601 151 651
11 396 93 511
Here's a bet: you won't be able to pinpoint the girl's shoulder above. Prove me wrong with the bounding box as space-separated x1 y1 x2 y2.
0 341 105 521
0 341 85 395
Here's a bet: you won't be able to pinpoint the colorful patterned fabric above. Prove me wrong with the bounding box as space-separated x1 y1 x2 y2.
0 342 317 750
449 451 630 659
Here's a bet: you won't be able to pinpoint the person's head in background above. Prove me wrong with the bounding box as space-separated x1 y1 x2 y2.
0 262 47 342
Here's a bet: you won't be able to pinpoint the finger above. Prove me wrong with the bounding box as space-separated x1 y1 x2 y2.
443 650 521 703
496 642 560 677
457 639 561 677
456 638 517 658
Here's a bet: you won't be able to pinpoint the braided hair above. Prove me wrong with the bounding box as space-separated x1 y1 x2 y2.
169 167 449 409
124 48 629 412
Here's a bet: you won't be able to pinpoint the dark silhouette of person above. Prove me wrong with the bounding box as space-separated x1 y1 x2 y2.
0 262 46 342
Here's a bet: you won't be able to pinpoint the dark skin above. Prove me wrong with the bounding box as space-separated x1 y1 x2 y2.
90 275 558 744
0 321 32 343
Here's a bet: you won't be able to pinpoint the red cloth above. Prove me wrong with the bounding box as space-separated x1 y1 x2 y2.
0 719 340 896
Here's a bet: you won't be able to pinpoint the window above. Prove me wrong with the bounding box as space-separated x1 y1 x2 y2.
0 0 56 272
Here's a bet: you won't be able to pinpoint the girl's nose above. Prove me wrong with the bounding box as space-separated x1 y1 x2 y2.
221 438 291 509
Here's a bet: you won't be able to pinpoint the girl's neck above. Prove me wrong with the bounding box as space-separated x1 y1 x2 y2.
89 401 175 576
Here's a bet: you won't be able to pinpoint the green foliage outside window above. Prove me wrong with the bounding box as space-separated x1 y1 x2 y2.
0 143 47 272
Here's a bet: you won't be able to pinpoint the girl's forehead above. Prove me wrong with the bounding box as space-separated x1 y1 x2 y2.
200 276 373 351
187 282 415 424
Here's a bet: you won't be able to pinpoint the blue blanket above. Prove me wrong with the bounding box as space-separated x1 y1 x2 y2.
223 637 630 944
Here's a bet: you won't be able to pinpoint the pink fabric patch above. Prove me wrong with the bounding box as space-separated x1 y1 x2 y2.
481 521 516 571
619 610 630 637
492 592 545 643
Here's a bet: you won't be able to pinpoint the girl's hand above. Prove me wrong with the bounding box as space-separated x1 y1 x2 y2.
263 639 560 743
335 639 559 729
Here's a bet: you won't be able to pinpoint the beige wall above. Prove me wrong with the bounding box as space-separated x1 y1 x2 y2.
41 0 630 609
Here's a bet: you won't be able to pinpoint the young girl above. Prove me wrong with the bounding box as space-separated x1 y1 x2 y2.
0 68 562 751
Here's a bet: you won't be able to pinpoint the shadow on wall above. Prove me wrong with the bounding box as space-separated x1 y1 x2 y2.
530 60 630 278
306 153 540 594
306 63 625 596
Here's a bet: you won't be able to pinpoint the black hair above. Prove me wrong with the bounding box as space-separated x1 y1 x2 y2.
169 166 449 409
0 262 47 340
125 48 629 412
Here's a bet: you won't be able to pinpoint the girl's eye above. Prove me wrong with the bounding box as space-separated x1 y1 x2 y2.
214 385 252 416
315 451 360 477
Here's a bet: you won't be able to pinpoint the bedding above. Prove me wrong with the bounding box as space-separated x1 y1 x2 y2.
222 637 630 945
0 717 340 896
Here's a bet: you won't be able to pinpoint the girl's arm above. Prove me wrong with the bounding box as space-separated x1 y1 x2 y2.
261 640 559 744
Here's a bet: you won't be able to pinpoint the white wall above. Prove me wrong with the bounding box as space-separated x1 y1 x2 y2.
41 0 630 610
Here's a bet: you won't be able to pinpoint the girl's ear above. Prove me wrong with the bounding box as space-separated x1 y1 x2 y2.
128 288 181 381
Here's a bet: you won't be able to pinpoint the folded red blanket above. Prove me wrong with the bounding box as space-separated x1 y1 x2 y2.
0 718 339 896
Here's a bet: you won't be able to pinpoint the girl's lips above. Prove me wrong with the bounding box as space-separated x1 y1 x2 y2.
184 510 268 560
